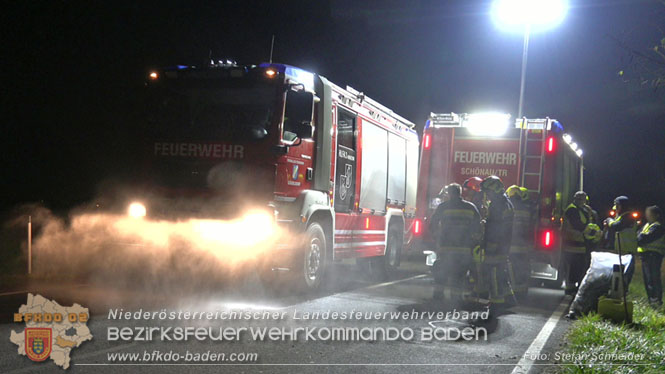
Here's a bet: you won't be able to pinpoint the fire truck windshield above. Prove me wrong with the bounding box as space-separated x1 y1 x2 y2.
145 80 277 142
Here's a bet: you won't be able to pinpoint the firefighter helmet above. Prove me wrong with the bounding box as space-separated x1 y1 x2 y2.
583 223 602 243
506 185 521 198
480 176 504 194
613 196 630 211
463 177 483 192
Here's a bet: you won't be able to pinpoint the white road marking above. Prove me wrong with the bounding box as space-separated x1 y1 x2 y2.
511 295 571 374
363 274 427 290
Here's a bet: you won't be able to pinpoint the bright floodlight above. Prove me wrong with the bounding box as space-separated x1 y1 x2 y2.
465 112 511 137
576 149 583 157
491 0 569 33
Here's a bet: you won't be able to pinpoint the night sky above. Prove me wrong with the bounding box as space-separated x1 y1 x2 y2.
2 0 664 215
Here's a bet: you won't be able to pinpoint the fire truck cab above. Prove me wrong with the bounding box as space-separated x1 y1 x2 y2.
138 62 419 291
410 112 584 286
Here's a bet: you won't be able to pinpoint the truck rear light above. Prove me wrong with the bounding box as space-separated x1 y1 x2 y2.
424 134 431 149
542 230 554 248
414 219 422 235
547 137 555 153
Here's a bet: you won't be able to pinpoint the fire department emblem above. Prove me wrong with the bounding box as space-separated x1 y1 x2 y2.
25 328 52 362
292 165 299 180
339 164 353 200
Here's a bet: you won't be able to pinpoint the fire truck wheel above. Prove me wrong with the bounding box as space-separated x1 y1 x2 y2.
362 224 402 281
295 222 328 291
385 224 403 270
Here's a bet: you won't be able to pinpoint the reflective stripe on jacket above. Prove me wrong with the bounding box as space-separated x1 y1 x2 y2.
429 198 481 253
562 203 588 253
510 198 532 253
611 213 638 254
637 221 665 255
484 193 514 255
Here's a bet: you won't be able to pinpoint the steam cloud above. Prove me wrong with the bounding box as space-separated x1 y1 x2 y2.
10 203 285 297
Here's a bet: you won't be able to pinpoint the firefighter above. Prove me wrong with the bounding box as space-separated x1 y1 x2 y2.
506 185 531 298
429 183 481 298
584 196 600 225
561 191 592 295
603 196 638 254
463 177 486 218
479 176 514 306
582 195 602 252
637 206 665 308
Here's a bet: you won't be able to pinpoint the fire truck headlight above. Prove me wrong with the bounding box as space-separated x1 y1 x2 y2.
243 211 274 235
128 202 147 219
195 211 276 249
234 211 276 246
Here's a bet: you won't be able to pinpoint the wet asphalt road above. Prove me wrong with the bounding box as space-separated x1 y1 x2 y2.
0 258 571 373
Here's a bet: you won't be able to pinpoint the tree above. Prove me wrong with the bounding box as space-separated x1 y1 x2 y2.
613 1 665 93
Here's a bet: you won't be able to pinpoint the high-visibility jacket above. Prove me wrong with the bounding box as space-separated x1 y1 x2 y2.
429 197 481 254
637 221 665 255
562 203 589 253
608 212 638 254
484 193 514 255
509 197 532 253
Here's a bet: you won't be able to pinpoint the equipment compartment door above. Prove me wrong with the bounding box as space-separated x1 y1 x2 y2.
334 109 357 213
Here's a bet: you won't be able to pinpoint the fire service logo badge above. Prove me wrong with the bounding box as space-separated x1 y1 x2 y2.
25 328 52 362
10 294 93 369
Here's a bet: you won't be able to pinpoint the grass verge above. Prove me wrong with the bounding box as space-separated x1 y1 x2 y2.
558 259 665 373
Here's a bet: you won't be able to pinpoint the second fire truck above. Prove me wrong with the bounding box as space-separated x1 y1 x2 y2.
410 112 585 286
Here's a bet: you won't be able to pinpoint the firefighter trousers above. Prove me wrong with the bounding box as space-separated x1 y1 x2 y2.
432 252 474 293
480 255 511 304
508 253 530 294
640 251 663 305
562 251 590 291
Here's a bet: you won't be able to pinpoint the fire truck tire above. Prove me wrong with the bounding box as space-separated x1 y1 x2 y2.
384 224 403 270
294 222 328 291
360 224 402 281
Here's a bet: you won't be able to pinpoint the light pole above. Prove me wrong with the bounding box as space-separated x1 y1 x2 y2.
517 24 530 119
491 0 569 118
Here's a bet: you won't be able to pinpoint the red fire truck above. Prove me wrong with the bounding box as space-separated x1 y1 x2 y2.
409 112 584 285
134 62 419 290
